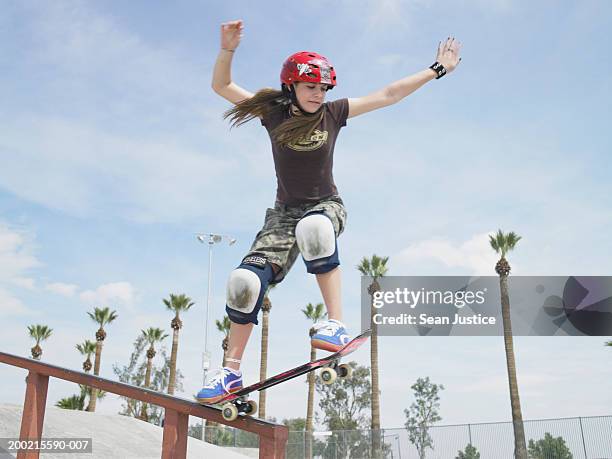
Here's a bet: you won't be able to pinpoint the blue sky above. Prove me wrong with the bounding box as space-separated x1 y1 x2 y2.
1 0 611 434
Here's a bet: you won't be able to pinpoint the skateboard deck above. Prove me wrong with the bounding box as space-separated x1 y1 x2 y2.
196 329 371 415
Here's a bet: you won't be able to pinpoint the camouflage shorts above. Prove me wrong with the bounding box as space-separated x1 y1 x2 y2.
245 195 347 283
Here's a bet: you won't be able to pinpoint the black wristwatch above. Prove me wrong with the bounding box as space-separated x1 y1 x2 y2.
429 61 447 79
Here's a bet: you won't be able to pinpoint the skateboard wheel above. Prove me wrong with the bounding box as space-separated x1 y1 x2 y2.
338 364 352 379
221 403 238 421
245 400 258 416
320 367 337 385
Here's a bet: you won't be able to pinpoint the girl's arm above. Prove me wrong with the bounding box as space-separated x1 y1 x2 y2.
347 37 462 119
212 20 255 104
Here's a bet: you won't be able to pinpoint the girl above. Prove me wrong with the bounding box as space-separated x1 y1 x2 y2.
196 19 462 404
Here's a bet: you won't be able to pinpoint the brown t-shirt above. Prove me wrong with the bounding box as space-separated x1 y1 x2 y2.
260 98 349 206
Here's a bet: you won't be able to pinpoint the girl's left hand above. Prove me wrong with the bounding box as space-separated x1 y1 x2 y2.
435 37 462 73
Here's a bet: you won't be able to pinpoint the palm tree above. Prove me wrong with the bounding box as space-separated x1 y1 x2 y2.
215 316 231 365
56 393 85 410
27 325 52 360
76 339 97 406
205 315 232 442
489 229 527 459
302 302 327 459
163 293 194 396
258 284 276 420
140 327 169 421
76 340 97 373
357 254 389 459
86 307 118 412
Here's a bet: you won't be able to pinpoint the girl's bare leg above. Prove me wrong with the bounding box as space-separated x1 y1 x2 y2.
315 266 342 321
225 322 254 371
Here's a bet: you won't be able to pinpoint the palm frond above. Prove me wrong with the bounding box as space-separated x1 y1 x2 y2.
357 254 389 278
76 340 96 357
27 324 53 343
489 229 522 257
163 293 195 313
302 302 326 322
141 327 169 345
88 307 119 327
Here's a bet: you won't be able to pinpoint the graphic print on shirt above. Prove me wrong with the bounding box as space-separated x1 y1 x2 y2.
286 129 329 151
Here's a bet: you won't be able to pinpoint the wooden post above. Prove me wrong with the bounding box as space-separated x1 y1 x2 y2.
161 408 189 459
259 428 289 459
17 371 49 459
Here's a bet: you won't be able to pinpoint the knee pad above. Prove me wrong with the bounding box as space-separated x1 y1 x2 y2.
295 211 340 274
225 254 274 325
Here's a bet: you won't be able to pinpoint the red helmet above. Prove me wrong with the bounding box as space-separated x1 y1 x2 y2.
280 51 337 88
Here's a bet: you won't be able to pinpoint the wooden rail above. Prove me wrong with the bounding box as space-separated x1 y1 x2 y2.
0 351 288 458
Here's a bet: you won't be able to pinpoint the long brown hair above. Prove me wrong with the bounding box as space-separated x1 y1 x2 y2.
223 87 325 146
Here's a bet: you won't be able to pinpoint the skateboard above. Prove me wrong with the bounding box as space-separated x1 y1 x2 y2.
196 328 371 421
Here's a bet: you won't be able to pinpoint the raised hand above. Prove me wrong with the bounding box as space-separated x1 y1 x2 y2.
436 37 462 73
220 20 244 51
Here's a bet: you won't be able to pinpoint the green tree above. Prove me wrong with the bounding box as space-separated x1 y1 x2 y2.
259 284 276 420
316 362 372 459
358 254 389 459
404 377 444 459
283 417 308 459
85 306 118 412
76 340 97 403
27 324 52 360
527 432 573 459
489 229 527 459
66 340 104 408
188 423 258 448
55 384 105 411
205 315 232 443
113 333 182 426
163 293 194 395
215 315 231 365
456 443 481 459
55 392 85 410
302 301 327 459
76 340 96 373
140 327 168 421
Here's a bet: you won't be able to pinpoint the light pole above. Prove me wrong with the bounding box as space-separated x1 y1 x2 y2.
195 233 237 382
195 232 236 440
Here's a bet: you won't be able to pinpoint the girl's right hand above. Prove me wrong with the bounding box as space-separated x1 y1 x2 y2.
220 20 244 51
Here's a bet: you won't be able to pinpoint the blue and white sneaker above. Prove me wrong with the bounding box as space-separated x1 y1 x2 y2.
195 367 243 404
311 319 351 352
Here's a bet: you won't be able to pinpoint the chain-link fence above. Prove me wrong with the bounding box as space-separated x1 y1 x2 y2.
195 415 612 458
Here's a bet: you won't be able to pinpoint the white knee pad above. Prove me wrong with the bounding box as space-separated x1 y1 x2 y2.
296 213 336 261
225 256 275 325
226 268 262 314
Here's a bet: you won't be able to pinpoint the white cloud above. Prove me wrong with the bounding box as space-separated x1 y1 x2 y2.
336 0 513 35
45 282 79 297
0 287 32 316
396 232 501 275
0 223 40 316
0 116 241 222
79 282 139 309
0 223 41 280
10 277 36 289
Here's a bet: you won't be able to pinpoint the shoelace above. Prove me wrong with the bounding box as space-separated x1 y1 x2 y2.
204 368 232 389
314 320 342 335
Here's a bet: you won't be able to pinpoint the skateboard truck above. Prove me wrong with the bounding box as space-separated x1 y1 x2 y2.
320 362 352 385
221 395 258 422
